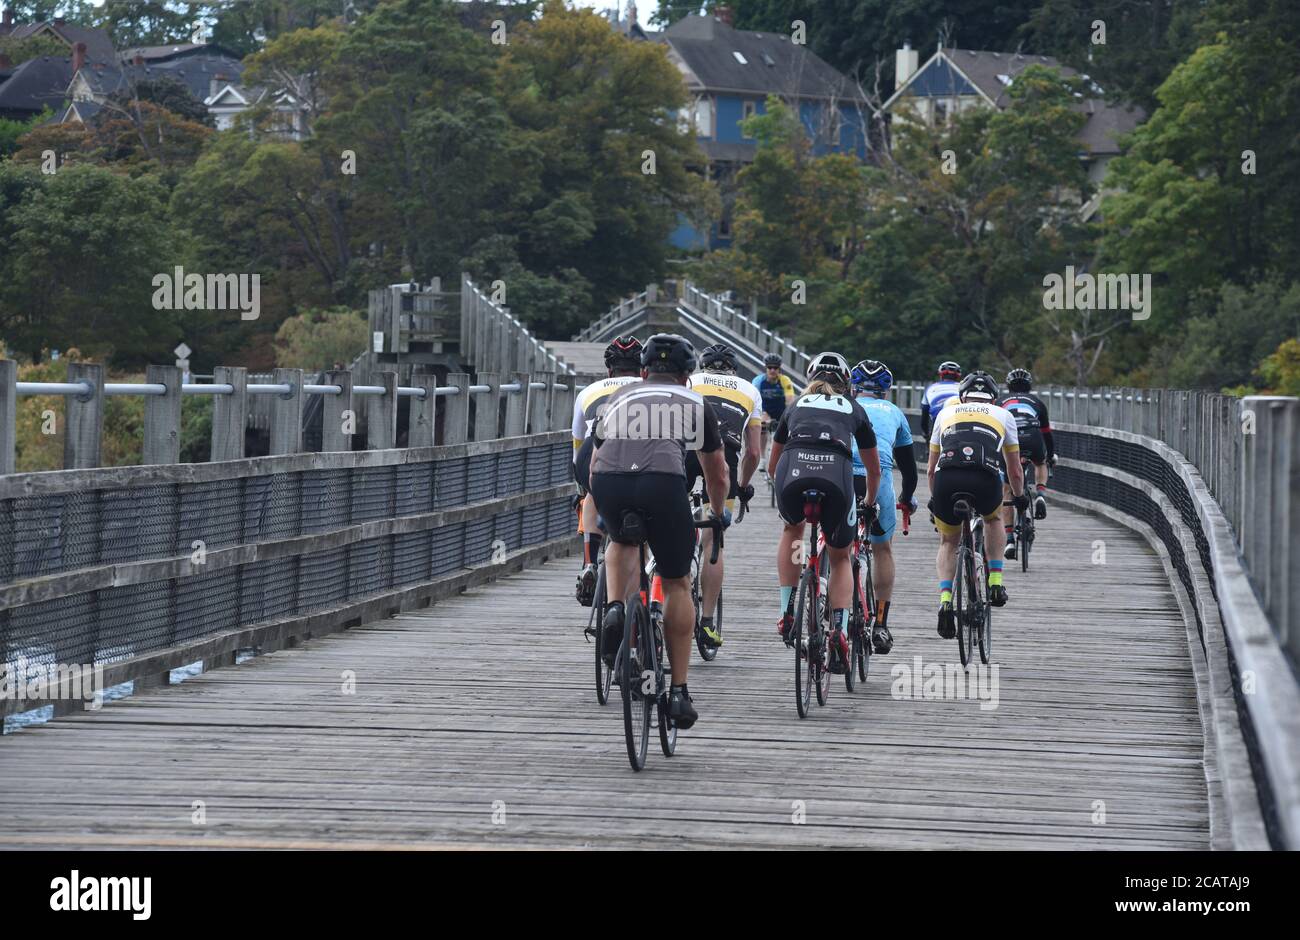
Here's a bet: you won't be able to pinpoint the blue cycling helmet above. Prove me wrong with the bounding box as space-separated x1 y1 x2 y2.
851 359 893 396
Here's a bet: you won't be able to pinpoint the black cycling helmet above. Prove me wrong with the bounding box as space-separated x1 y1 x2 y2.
763 353 783 369
851 359 893 396
958 371 999 403
938 360 962 380
700 343 739 373
1005 368 1032 393
806 351 852 392
604 335 643 372
641 333 697 375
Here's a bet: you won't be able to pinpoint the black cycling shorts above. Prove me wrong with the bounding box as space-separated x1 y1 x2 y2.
1017 427 1047 465
930 466 1003 533
851 475 886 538
589 471 695 580
775 446 855 549
572 436 595 495
685 445 739 499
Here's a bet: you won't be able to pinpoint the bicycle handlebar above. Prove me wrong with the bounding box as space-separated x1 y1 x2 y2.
695 518 725 564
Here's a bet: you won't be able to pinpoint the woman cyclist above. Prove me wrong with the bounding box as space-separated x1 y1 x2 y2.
769 352 881 674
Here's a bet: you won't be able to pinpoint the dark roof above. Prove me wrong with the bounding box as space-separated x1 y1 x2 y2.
660 15 865 103
78 53 244 103
3 21 116 64
118 42 243 64
895 48 1146 157
59 98 102 123
0 55 72 117
699 139 756 163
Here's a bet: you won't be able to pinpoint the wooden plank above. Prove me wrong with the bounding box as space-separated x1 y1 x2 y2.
0 480 1210 849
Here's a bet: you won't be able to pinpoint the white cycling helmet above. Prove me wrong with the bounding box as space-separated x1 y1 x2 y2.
806 351 852 391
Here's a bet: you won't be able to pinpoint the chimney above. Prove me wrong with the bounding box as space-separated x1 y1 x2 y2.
54 17 65 27
2 9 13 28
0 52 11 70
895 41 919 88
133 54 144 65
71 40 87 75
714 4 733 26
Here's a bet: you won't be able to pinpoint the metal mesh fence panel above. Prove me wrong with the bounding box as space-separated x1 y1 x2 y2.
178 478 243 550
435 457 467 508
301 469 349 535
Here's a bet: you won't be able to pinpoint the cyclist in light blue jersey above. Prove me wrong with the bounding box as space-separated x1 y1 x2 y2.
849 359 919 655
919 360 962 442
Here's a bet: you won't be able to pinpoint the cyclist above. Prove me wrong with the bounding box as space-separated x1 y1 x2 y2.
928 371 1029 638
572 336 643 606
920 360 962 442
770 352 881 675
997 368 1055 560
753 353 796 447
687 343 763 648
849 359 919 655
590 334 730 729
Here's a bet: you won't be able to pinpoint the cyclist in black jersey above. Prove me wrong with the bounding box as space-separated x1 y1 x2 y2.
997 368 1055 559
769 352 880 674
589 334 730 729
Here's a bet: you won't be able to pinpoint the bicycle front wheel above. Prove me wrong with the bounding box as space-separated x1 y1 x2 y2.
621 598 652 771
955 541 972 667
793 567 814 719
592 566 611 705
657 616 677 757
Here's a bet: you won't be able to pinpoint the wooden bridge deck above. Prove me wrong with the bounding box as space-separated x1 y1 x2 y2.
0 478 1209 849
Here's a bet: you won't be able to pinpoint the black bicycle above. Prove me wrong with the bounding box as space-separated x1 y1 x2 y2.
1013 456 1036 573
617 511 723 771
951 494 992 666
584 546 613 705
785 490 833 718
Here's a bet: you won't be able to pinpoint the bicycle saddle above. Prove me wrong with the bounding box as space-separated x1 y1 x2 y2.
618 509 649 543
951 492 976 515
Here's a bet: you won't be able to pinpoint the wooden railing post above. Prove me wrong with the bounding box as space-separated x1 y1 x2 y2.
366 370 398 450
475 371 502 441
211 366 247 461
505 370 529 437
0 360 15 475
143 364 182 465
269 367 303 455
321 369 354 452
443 373 470 445
530 372 555 434
408 374 437 447
64 362 104 469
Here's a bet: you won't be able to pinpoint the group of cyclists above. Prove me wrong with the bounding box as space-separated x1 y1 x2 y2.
569 333 1056 731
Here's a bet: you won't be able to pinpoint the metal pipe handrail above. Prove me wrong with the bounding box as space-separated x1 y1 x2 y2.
14 379 573 399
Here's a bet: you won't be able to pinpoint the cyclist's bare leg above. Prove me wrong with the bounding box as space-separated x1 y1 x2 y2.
1035 460 1048 487
1001 482 1014 530
985 513 1007 560
603 541 640 609
827 543 852 610
699 528 723 614
872 539 895 602
662 575 694 683
936 530 959 583
778 521 806 590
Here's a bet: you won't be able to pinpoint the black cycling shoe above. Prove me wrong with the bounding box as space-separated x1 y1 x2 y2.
699 615 721 648
668 686 697 729
1034 494 1047 520
575 563 597 607
827 629 850 674
871 622 894 655
601 602 624 669
937 602 956 639
1004 539 1017 560
989 584 1008 607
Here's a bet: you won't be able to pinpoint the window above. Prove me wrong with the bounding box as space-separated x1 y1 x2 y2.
933 99 949 126
695 96 713 137
732 51 748 65
741 99 756 136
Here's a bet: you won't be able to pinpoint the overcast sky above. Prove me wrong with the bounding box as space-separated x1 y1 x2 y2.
567 0 663 28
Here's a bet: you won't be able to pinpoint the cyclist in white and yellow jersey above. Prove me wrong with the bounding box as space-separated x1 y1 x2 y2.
572 336 642 606
928 371 1029 639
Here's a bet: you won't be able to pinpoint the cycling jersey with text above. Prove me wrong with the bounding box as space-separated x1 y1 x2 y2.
689 371 762 449
928 401 1019 474
774 392 877 459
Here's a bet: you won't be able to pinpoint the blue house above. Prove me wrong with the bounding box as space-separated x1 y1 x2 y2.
614 9 870 250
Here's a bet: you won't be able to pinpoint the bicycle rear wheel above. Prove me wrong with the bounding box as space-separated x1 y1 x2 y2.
793 567 814 718
955 540 972 667
621 597 652 771
656 619 677 756
859 546 874 683
693 546 721 662
591 565 612 705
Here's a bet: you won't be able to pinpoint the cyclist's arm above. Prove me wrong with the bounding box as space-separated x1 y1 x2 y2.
740 423 761 487
697 400 729 518
894 445 918 503
927 420 941 489
853 418 880 507
571 392 586 454
1037 398 1055 461
781 374 796 406
1002 415 1025 495
767 409 791 478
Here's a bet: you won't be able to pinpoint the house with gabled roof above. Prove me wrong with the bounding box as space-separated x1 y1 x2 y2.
883 44 1145 217
606 5 870 250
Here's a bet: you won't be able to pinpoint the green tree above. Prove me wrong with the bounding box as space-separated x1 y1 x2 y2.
1256 338 1300 397
0 32 67 64
0 162 178 366
274 305 368 368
